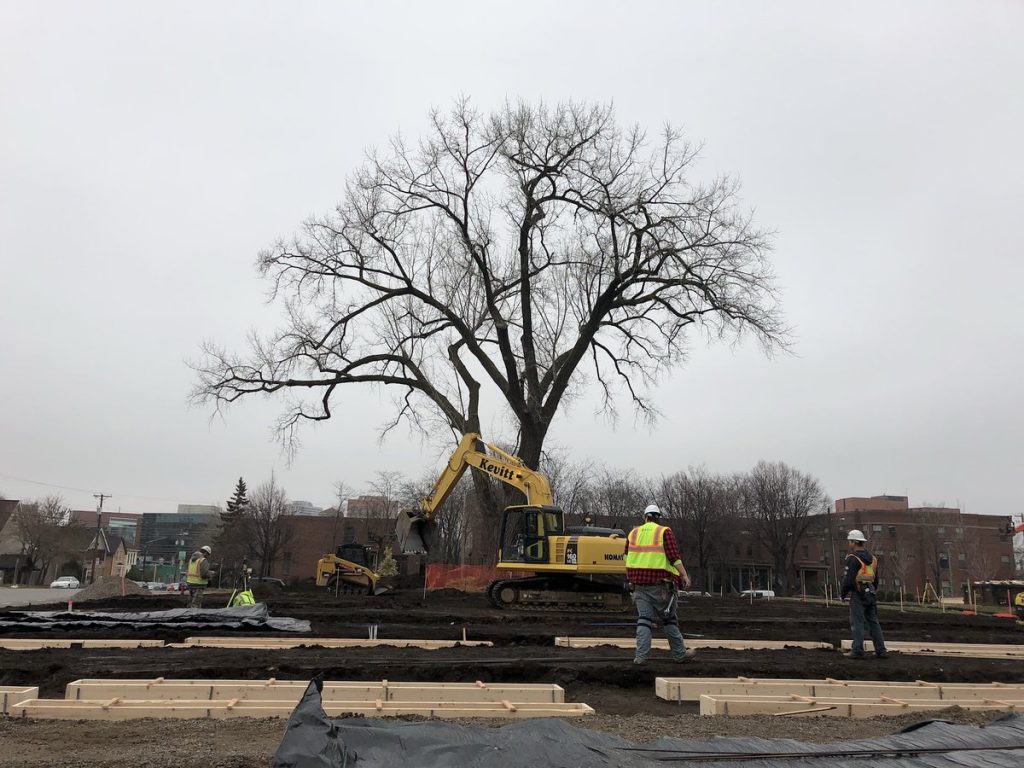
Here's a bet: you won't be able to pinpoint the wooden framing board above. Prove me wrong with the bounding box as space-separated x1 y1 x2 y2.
13 698 593 720
1 687 39 716
555 637 832 650
0 639 164 650
656 677 1024 703
179 637 492 650
699 694 1024 717
840 640 1024 658
65 679 564 704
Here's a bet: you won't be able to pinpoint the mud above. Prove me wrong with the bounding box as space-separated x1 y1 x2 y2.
1 588 1021 767
9 589 1023 645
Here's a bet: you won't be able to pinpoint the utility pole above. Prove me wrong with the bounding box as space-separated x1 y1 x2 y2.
90 493 111 584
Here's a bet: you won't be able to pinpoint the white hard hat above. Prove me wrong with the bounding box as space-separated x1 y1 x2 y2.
644 504 662 518
200 545 212 555
847 529 867 543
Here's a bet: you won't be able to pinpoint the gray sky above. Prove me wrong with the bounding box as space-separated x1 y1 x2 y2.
2 1 1022 516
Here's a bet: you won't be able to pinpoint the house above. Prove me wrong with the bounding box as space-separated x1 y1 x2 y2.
84 529 128 581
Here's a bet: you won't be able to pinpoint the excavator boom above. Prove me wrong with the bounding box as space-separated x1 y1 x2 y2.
395 433 554 553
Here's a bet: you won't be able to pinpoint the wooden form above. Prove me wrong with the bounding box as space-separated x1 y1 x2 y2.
1 686 39 716
657 677 1024 703
0 639 164 650
66 679 564 704
840 640 1024 659
555 637 832 650
699 693 1024 717
178 637 493 650
13 698 594 720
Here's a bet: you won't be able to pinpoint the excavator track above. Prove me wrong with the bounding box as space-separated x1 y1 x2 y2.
486 577 631 613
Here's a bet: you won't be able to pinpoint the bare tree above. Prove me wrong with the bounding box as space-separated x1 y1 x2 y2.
365 471 405 554
742 462 829 597
13 495 79 584
193 100 786 536
661 468 737 593
329 480 351 551
886 548 916 598
249 475 294 577
402 473 470 564
587 466 649 531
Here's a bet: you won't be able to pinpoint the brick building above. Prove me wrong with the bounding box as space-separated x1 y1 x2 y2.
828 496 1016 599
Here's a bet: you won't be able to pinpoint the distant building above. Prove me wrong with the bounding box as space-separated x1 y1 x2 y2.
285 500 323 517
176 504 222 516
70 510 142 547
138 511 219 578
84 529 129 581
830 496 1016 600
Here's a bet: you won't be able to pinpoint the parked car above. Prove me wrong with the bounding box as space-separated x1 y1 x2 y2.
739 589 775 599
252 577 286 588
166 581 188 593
49 576 80 589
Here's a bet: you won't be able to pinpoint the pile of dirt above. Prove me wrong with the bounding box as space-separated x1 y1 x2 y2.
70 576 148 602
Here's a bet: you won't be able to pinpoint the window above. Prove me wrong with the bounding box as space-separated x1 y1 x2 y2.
941 580 952 597
939 553 950 569
734 544 741 558
872 524 882 533
282 552 292 576
888 526 896 537
1002 555 1011 564
746 544 753 558
343 525 356 544
955 527 963 535
937 526 946 534
958 553 965 561
801 545 809 559
894 577 902 587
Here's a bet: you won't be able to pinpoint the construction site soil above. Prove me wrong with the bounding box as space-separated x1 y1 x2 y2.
1 589 1021 766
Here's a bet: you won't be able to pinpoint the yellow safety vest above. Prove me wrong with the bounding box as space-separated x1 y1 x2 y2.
625 522 679 575
186 555 208 586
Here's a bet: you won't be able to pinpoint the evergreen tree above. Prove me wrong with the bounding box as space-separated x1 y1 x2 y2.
216 477 252 568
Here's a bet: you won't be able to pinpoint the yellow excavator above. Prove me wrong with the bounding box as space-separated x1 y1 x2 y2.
315 543 390 596
395 433 630 610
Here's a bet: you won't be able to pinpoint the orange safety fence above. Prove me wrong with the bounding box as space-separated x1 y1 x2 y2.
425 564 531 592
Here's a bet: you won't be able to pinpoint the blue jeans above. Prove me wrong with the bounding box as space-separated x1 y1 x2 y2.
633 583 687 662
850 592 886 655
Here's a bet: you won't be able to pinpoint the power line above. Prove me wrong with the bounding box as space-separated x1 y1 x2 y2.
0 471 194 505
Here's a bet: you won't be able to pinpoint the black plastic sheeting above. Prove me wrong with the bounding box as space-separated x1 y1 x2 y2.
272 680 1024 768
0 603 311 633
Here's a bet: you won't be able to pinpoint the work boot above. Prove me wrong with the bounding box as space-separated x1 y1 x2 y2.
674 648 697 663
875 651 890 659
843 651 866 659
633 658 647 666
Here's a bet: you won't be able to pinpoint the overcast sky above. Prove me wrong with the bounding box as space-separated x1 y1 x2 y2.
2 1 1021 517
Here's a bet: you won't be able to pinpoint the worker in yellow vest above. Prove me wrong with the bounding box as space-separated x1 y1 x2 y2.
840 530 888 659
625 504 696 665
185 545 214 608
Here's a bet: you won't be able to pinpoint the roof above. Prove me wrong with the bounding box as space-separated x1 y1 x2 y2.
0 499 19 533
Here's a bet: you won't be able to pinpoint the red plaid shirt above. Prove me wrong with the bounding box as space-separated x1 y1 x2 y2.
625 525 684 587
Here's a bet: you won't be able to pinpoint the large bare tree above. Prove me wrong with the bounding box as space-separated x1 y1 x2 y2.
742 461 829 597
193 100 785 533
660 468 738 593
249 475 294 577
13 495 79 584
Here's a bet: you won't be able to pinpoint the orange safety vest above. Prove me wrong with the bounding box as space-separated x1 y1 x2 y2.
854 554 876 591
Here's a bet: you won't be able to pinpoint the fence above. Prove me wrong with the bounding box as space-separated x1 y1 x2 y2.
424 565 530 592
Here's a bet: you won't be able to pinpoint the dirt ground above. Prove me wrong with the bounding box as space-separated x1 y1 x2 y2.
0 589 1021 767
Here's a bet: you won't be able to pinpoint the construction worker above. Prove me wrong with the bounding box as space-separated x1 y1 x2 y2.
185 545 214 608
841 530 889 659
625 504 696 665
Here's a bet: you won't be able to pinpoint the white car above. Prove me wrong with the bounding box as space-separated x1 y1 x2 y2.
739 589 775 599
49 576 80 589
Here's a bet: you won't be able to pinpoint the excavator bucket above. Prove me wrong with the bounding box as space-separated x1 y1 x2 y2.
395 510 435 554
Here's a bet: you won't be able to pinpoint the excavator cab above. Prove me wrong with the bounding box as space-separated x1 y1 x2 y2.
499 505 565 564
